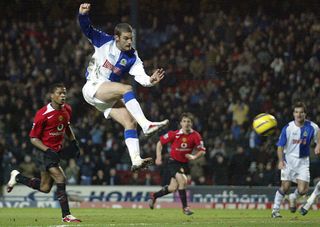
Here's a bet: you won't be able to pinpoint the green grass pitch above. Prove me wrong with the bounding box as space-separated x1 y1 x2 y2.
0 208 319 226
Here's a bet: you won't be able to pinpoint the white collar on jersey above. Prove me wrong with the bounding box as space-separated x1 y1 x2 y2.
110 40 121 57
177 128 194 135
42 103 64 115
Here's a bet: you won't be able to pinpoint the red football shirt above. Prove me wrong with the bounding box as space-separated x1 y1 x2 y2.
29 103 72 152
160 129 206 163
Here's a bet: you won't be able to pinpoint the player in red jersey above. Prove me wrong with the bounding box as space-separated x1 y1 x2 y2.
148 113 206 215
6 83 81 223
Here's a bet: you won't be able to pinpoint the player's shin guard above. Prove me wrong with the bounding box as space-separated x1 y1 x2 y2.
154 185 170 198
178 189 188 208
272 189 285 211
124 129 142 165
56 183 71 218
16 174 41 191
123 91 150 129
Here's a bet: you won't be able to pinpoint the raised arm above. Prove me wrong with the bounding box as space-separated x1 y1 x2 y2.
78 3 113 47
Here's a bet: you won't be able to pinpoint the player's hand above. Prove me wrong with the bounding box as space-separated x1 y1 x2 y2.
45 149 60 163
79 3 91 14
155 158 162 165
315 144 320 155
185 154 196 160
150 68 165 85
278 160 285 170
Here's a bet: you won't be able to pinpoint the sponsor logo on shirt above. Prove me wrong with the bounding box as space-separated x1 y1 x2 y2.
292 139 307 145
57 124 64 131
102 59 122 75
120 59 127 66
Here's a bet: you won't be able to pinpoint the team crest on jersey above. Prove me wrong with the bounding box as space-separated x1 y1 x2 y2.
303 131 308 137
57 124 64 131
120 59 127 66
58 115 64 121
182 138 187 142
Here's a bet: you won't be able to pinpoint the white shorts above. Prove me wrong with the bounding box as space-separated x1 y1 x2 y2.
281 155 310 183
82 80 117 119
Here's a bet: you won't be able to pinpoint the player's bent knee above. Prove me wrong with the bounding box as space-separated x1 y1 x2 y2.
122 85 133 94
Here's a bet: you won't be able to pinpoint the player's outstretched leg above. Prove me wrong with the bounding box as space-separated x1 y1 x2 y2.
123 91 169 137
143 119 169 137
6 170 20 193
299 182 320 216
131 157 153 172
148 186 171 209
148 192 157 209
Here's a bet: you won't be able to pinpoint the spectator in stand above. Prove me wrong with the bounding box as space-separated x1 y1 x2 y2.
107 168 121 185
92 169 107 185
19 155 38 179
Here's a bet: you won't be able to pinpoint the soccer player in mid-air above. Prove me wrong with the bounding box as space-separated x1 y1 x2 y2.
148 113 206 215
271 102 320 218
78 3 169 172
7 83 81 222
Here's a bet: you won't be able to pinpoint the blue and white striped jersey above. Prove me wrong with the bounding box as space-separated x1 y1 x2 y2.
78 14 152 87
277 120 319 158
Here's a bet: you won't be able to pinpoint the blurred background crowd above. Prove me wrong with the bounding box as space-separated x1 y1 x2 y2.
1 0 320 189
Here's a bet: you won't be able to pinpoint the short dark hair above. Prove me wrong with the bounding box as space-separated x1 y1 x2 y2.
114 23 133 36
49 83 65 94
180 112 194 122
293 101 307 113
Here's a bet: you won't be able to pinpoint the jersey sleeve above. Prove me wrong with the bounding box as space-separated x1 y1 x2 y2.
311 122 319 143
160 131 175 145
276 124 288 147
194 132 206 152
129 52 153 87
29 111 45 139
78 14 113 48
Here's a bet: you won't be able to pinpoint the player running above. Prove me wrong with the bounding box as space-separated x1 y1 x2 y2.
7 83 81 222
271 102 320 218
148 113 206 215
78 3 168 172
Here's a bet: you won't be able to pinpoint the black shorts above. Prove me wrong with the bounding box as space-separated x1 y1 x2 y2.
35 144 77 172
35 150 60 172
167 158 189 178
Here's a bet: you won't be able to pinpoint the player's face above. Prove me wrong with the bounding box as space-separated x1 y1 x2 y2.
51 87 67 105
180 117 193 132
293 107 306 125
116 32 133 51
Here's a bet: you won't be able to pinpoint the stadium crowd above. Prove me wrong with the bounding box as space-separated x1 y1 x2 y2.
1 0 320 190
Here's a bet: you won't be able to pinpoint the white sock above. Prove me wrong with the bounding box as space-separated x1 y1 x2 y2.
123 91 150 130
124 130 142 165
273 190 284 211
304 182 320 210
290 188 300 200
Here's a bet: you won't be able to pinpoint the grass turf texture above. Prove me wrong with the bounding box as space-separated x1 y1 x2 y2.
0 208 319 226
